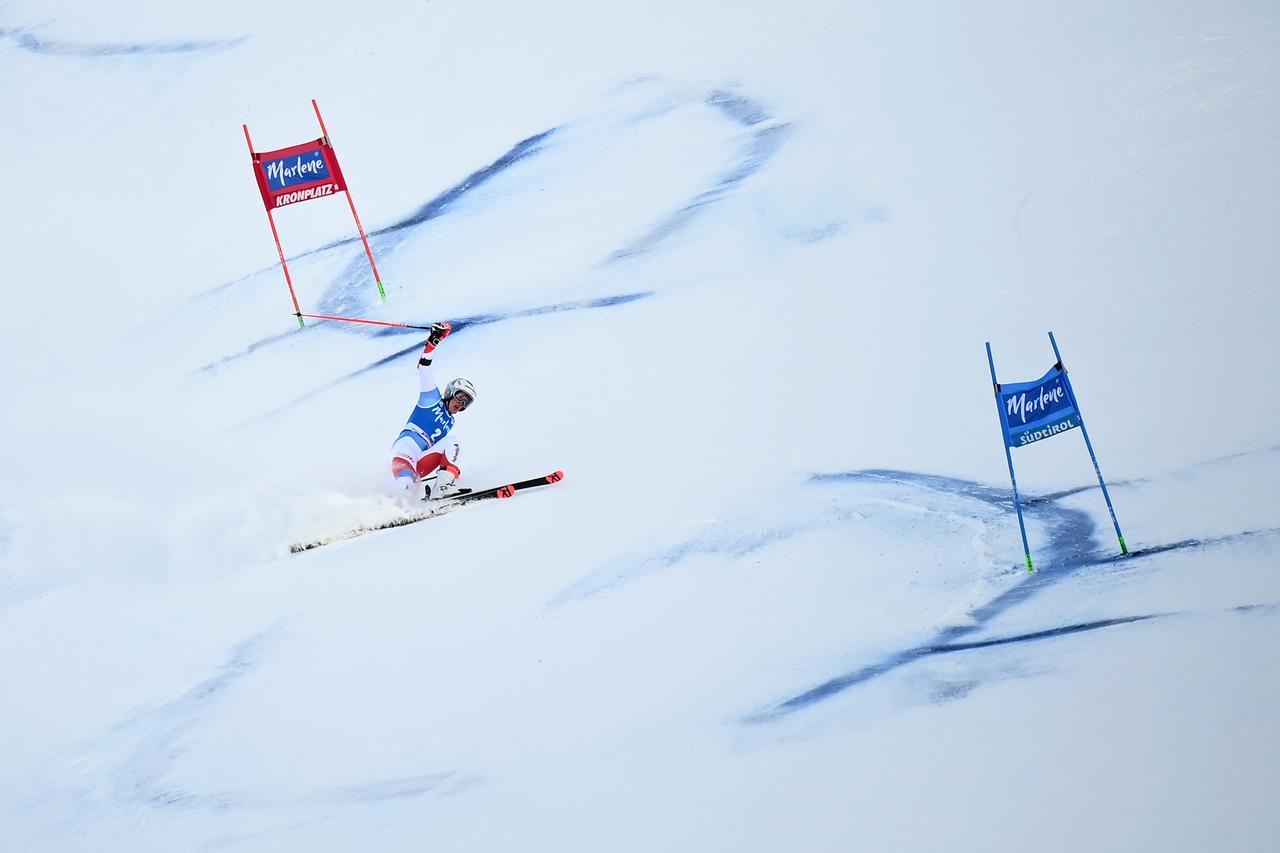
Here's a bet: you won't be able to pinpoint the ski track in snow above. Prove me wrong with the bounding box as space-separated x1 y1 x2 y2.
314 128 563 318
549 467 1075 611
172 127 563 316
227 291 655 425
280 86 802 302
175 81 828 382
602 90 794 264
544 452 1280 725
546 505 869 608
744 468 1280 723
0 25 247 57
7 630 469 843
195 290 654 378
748 597 1280 724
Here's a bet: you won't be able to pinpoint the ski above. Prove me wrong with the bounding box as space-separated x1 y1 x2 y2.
437 470 565 505
289 470 565 554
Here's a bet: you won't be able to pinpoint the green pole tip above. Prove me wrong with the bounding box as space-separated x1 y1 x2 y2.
1026 555 1036 573
1119 536 1129 555
376 280 387 302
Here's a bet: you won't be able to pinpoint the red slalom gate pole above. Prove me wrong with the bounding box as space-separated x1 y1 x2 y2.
243 123 306 328
298 312 435 331
312 99 386 303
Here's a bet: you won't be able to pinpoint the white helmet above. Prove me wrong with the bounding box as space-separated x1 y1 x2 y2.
444 377 476 409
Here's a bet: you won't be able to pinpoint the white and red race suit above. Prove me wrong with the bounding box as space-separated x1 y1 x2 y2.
389 341 461 486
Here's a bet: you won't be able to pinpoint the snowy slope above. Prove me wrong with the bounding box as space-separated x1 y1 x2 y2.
2 1 1279 851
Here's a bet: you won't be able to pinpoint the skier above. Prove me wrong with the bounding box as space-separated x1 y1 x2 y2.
389 321 477 500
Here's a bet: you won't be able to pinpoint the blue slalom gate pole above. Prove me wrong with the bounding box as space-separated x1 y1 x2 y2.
986 342 1035 573
1048 331 1128 555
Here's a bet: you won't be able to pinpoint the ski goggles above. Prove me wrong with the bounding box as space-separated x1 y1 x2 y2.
452 391 474 411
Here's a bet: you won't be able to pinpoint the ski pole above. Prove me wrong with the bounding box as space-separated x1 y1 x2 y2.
312 99 386 303
295 312 436 330
1048 331 1128 556
244 123 305 328
987 342 1035 573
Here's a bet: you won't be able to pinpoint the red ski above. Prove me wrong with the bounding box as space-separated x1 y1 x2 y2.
289 470 565 553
